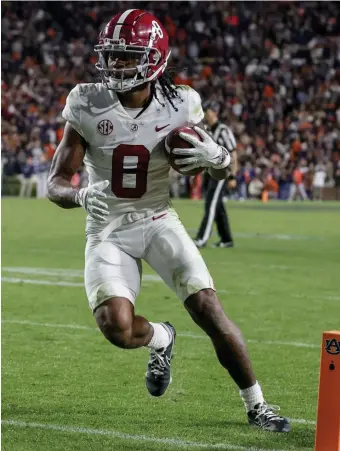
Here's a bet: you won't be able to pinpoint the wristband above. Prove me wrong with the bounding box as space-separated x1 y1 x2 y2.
74 188 86 207
211 147 231 170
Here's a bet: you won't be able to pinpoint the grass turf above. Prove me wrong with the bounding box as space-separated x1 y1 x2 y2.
2 198 340 450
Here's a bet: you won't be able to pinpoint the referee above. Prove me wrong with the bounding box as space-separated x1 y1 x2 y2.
194 101 237 248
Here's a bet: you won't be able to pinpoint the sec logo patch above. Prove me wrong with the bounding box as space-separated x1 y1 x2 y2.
97 120 113 135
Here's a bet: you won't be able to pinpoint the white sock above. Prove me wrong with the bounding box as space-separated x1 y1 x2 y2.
146 323 171 350
240 381 265 412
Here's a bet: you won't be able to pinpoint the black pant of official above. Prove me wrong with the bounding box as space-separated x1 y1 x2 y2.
196 178 233 245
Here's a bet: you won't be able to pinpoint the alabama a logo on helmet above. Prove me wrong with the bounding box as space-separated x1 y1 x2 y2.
152 20 163 38
325 338 340 355
97 120 113 136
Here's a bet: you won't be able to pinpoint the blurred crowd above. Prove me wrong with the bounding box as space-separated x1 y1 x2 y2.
2 1 340 200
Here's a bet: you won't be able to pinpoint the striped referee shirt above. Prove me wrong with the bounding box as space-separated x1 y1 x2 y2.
209 121 235 152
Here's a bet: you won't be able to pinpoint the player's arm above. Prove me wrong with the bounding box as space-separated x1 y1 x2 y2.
47 122 86 208
47 122 110 223
230 149 238 176
227 150 238 188
210 124 237 180
195 121 234 181
173 121 234 180
172 88 234 179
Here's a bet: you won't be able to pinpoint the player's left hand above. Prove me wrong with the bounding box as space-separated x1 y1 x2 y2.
172 126 234 172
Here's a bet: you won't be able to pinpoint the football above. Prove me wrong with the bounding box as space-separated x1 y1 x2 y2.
165 126 205 176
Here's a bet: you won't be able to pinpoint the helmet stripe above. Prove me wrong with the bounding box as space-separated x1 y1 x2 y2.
112 9 137 40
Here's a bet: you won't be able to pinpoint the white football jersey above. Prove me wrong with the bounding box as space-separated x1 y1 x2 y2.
62 82 204 231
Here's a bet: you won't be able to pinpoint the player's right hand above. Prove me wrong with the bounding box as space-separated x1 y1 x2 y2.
75 180 110 223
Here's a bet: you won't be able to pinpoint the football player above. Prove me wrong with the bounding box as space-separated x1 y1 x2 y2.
48 9 290 432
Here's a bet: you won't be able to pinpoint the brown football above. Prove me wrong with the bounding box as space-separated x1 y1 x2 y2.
165 126 205 176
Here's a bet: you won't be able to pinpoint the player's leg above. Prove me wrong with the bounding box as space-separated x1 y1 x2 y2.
288 183 296 201
27 176 36 197
85 236 172 352
147 212 253 387
239 181 247 200
298 183 308 200
146 210 290 432
18 175 26 197
195 179 224 247
36 173 43 198
94 297 153 349
184 290 289 431
194 187 214 246
43 171 49 197
214 186 234 247
184 290 254 387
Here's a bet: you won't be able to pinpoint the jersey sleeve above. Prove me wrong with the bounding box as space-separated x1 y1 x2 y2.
186 87 204 126
62 85 84 138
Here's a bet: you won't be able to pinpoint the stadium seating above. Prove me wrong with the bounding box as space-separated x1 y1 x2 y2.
2 1 340 200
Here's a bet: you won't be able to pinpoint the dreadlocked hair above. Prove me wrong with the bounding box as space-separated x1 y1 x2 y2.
151 70 183 112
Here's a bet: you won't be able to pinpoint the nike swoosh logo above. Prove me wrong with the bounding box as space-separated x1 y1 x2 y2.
152 213 167 221
155 124 170 132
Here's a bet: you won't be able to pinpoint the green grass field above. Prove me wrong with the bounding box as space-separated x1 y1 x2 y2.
2 198 340 451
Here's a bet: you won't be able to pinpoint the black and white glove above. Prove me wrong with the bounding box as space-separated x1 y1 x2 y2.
172 126 236 173
75 180 110 223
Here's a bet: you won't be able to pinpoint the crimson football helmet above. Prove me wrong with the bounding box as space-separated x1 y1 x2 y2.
94 9 170 92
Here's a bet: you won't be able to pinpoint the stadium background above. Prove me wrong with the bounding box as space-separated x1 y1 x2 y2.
2 1 340 200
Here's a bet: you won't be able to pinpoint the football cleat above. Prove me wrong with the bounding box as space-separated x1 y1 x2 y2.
212 241 234 248
247 403 291 433
145 322 176 397
193 239 206 248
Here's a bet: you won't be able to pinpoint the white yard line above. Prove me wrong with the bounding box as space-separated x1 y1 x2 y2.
246 338 318 349
0 276 251 296
291 293 340 302
1 419 313 450
3 276 337 304
290 419 316 425
2 319 94 331
233 232 323 241
1 277 84 287
187 229 323 241
3 267 84 277
2 275 161 286
2 319 319 350
3 267 339 302
1 276 160 288
2 267 162 282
